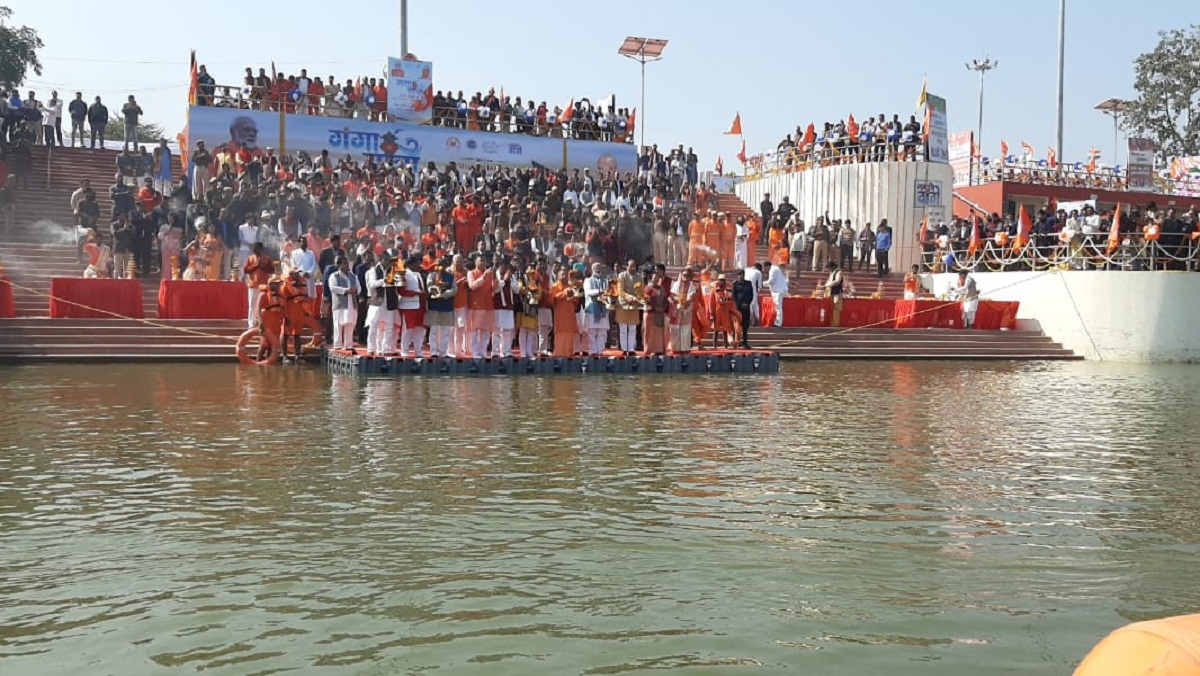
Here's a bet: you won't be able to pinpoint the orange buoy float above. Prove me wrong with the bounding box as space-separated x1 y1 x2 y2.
1074 613 1200 675
236 327 282 365
1144 224 1161 241
994 231 1010 247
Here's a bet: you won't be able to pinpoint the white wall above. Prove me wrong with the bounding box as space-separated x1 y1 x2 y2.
736 162 954 272
931 271 1200 362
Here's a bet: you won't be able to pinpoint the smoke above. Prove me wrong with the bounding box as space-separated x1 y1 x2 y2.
27 219 84 247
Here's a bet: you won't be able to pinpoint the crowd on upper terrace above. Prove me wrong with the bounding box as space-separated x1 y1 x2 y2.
196 64 636 142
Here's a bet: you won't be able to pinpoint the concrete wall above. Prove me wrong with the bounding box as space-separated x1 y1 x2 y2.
930 271 1200 362
736 162 955 272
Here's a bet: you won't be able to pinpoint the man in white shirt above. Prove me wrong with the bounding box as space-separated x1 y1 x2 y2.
764 260 789 327
734 217 750 269
743 264 763 324
40 92 62 148
289 236 317 296
397 257 427 358
669 267 699 353
950 270 980 328
327 256 360 350
238 212 263 272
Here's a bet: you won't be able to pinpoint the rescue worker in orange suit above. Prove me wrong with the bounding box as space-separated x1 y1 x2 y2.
281 269 312 362
255 277 286 361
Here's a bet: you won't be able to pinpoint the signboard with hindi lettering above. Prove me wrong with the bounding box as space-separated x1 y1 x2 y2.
948 130 973 187
925 94 949 164
386 57 433 124
1127 137 1156 192
184 106 637 173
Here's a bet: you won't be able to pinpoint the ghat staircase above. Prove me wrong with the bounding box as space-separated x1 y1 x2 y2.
0 152 1076 362
0 147 244 361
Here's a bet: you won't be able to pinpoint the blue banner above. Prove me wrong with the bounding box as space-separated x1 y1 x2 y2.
185 106 637 173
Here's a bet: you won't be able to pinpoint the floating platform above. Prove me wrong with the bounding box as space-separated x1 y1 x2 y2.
322 348 780 376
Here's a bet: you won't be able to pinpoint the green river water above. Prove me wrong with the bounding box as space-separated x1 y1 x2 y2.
1 361 1198 675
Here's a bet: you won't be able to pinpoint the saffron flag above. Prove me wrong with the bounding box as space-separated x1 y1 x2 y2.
918 213 929 243
715 155 723 175
725 113 742 136
915 75 927 111
1087 148 1101 173
736 138 747 164
971 140 980 159
968 216 981 256
846 114 859 139
802 123 816 148
1107 203 1123 254
1047 147 1058 168
627 108 635 134
1015 203 1033 250
921 104 931 142
188 50 198 106
561 97 574 123
1000 140 1009 157
1020 141 1035 157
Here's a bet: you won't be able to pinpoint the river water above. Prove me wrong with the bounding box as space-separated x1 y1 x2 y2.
1 361 1198 675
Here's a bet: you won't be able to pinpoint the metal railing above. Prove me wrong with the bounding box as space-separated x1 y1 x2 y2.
742 138 930 179
921 234 1200 273
200 86 636 143
960 159 1200 197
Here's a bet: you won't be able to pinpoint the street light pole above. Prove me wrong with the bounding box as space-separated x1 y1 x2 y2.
966 57 997 185
619 37 668 151
1055 0 1065 164
399 0 408 56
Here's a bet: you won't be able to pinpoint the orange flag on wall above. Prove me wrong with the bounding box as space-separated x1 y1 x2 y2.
968 216 981 256
715 155 723 175
1047 147 1058 168
802 123 816 148
846 114 859 139
1107 203 1123 254
561 97 575 123
736 138 747 164
1000 140 1009 157
1014 204 1033 250
725 113 742 135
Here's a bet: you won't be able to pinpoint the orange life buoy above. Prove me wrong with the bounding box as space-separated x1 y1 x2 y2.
994 231 1010 246
236 327 282 365
1144 224 1161 241
1058 230 1071 243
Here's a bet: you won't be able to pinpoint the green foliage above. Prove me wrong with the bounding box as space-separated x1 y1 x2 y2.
104 120 167 144
1125 25 1200 162
0 7 43 90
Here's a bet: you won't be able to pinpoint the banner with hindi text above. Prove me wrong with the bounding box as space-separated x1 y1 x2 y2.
925 94 949 164
386 57 433 124
185 106 638 172
948 130 973 187
1126 138 1155 192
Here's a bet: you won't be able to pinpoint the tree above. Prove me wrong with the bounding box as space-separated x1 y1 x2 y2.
104 120 167 145
0 7 43 89
1124 25 1200 162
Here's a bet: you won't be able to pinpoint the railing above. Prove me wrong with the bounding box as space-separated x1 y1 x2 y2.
200 86 635 143
921 234 1200 273
960 159 1200 197
742 137 929 180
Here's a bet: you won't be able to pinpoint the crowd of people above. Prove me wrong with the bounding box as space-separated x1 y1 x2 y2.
746 113 928 173
198 64 636 142
916 204 1200 271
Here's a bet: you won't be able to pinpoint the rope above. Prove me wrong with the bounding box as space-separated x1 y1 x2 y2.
761 269 1057 349
0 277 242 342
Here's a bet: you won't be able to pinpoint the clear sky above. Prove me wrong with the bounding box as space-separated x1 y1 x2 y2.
6 0 1182 168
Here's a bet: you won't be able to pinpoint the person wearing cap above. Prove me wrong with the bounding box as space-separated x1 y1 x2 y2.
243 242 275 328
